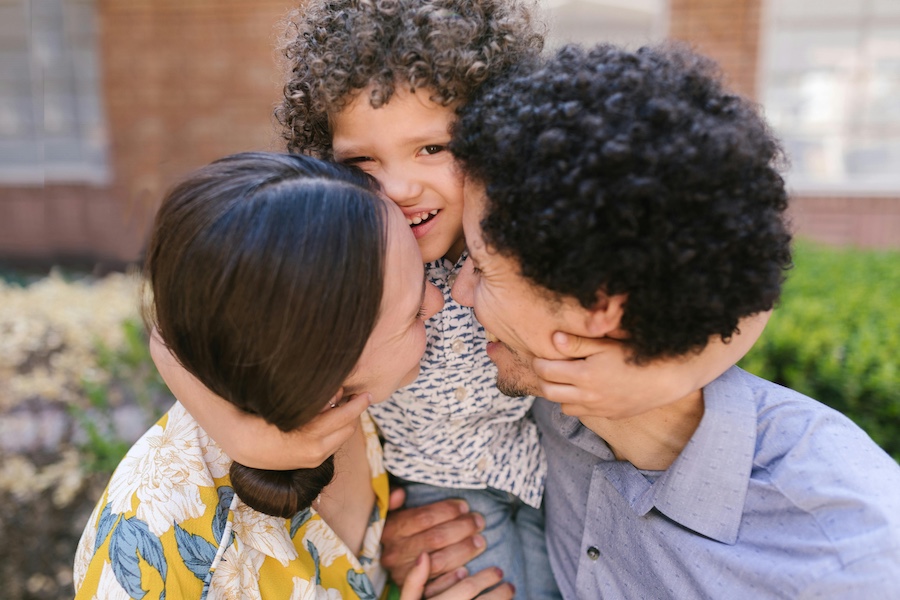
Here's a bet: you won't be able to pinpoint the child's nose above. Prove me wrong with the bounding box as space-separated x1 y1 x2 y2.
380 170 423 205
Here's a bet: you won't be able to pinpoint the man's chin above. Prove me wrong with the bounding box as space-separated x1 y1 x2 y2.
495 378 536 398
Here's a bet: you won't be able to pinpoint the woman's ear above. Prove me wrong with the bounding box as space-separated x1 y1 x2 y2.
584 293 627 338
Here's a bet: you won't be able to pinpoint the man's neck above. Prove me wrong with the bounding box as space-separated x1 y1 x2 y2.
580 389 705 471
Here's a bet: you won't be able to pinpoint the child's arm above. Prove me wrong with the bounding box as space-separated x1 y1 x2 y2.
150 329 370 469
532 311 770 419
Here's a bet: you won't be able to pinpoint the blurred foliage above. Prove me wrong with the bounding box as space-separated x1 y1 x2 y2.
70 319 169 473
739 241 900 461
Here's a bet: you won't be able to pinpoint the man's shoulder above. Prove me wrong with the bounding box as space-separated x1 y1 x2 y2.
720 368 900 518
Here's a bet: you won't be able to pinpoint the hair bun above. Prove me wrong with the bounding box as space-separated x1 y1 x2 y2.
229 457 336 518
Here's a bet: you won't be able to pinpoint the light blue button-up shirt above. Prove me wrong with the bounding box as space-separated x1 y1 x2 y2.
535 366 900 599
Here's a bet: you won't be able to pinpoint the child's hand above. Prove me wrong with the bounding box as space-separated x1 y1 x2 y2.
150 328 370 469
401 553 512 600
532 311 771 420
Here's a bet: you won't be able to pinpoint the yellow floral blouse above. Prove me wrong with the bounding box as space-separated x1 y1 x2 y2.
73 403 392 599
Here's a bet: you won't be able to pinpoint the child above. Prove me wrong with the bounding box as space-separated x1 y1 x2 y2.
165 0 770 595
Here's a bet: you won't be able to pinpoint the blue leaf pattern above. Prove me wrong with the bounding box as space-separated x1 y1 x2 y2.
212 486 234 542
174 524 217 582
95 503 118 551
290 508 312 538
129 518 168 587
307 540 321 585
108 518 148 600
347 570 377 600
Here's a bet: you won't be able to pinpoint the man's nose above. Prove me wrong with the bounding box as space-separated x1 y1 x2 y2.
451 259 475 307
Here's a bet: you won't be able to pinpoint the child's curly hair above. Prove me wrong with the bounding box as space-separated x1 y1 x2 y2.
277 0 544 158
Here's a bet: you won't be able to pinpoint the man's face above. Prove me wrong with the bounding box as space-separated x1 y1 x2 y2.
451 180 596 397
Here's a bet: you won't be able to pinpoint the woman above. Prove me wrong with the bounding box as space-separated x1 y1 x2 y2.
73 152 510 599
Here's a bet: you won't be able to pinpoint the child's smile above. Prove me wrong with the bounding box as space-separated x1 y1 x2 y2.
331 86 467 264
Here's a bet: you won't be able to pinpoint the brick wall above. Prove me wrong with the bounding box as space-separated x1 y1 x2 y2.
0 0 296 266
2 0 897 264
669 0 762 100
668 0 899 249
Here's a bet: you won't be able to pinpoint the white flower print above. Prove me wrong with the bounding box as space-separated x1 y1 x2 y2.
290 577 317 600
301 518 346 568
207 544 265 600
105 404 214 536
93 561 132 600
290 577 343 600
232 500 298 567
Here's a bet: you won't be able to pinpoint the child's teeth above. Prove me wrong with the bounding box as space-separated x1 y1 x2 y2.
486 332 499 342
407 210 439 226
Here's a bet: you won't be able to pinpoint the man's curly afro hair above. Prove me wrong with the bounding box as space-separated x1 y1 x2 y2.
277 0 543 158
451 44 793 363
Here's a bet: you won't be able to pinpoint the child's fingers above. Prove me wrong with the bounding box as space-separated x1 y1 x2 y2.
389 487 407 511
399 553 431 600
430 567 509 600
548 330 619 359
423 568 468 597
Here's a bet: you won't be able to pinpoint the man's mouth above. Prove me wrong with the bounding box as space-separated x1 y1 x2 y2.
485 331 499 343
407 210 438 227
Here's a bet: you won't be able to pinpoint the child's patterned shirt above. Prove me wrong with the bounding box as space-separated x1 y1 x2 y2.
368 252 546 508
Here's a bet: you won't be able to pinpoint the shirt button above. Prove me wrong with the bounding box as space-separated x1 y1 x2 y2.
448 273 458 286
586 546 600 561
454 386 467 401
451 338 466 354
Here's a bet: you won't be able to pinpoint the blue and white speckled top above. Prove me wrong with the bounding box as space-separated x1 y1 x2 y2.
367 252 546 508
536 366 900 599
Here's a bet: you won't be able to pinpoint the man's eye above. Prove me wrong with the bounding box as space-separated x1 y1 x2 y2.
472 265 483 276
422 145 445 155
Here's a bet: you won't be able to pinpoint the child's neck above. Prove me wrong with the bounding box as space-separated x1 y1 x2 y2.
443 237 466 264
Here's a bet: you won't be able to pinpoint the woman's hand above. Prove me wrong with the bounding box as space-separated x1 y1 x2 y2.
532 311 771 419
149 328 370 469
400 553 513 600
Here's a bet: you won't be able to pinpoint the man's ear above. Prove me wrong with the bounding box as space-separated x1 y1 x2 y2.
583 293 626 337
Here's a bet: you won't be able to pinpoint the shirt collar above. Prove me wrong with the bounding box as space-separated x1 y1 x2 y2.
639 366 758 544
549 366 757 545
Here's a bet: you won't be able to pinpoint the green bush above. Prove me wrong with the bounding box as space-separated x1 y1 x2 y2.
739 241 900 461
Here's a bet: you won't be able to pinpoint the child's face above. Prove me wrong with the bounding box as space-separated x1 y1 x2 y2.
331 86 466 263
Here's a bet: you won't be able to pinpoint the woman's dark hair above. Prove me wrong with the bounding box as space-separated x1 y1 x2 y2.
144 152 388 517
277 0 543 157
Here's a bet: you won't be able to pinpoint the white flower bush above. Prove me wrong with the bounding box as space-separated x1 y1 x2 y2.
0 270 149 506
0 270 143 408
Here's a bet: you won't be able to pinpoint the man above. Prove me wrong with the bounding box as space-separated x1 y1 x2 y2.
382 44 900 597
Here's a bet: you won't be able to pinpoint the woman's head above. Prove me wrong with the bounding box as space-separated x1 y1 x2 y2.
277 0 543 158
145 152 441 516
147 152 389 430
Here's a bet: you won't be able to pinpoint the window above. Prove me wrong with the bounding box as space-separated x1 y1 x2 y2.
0 0 109 185
540 0 665 50
760 0 900 194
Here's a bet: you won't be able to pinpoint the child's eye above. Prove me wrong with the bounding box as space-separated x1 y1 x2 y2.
342 156 374 165
417 304 429 319
421 145 445 155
